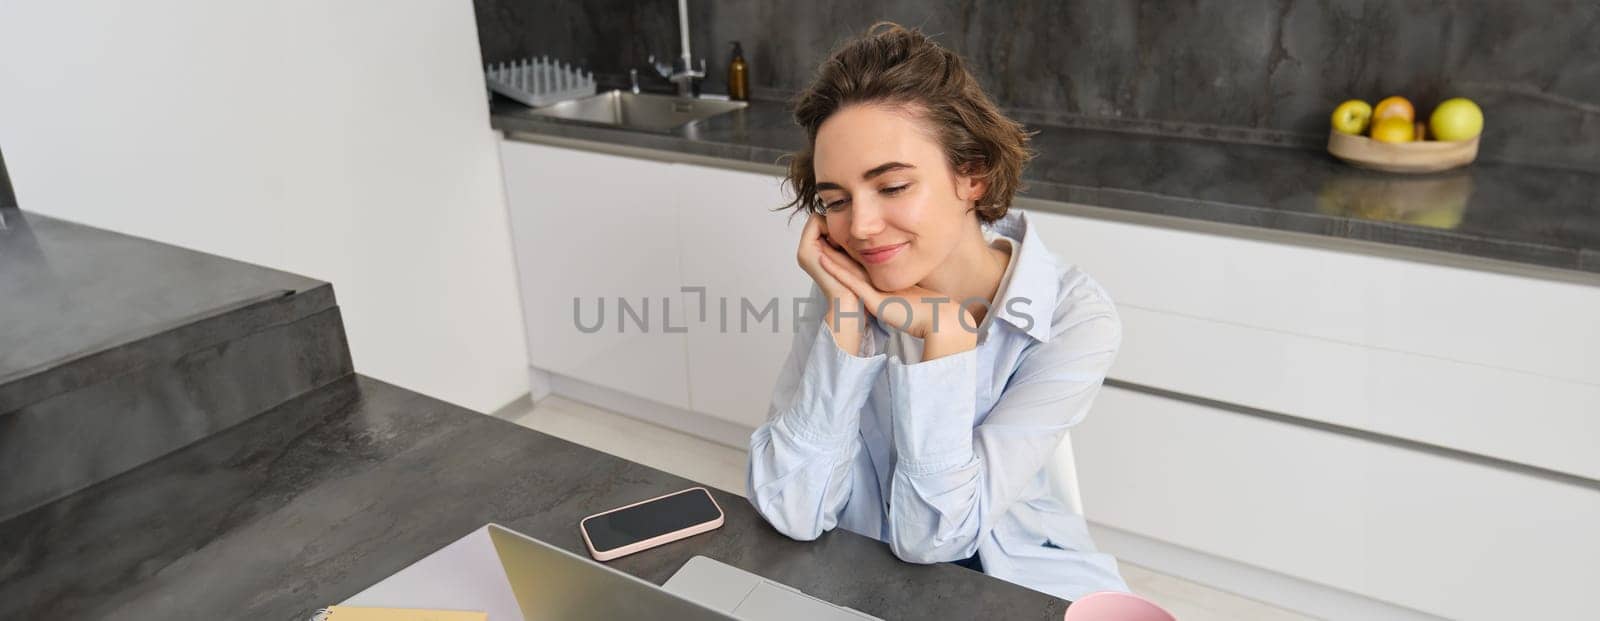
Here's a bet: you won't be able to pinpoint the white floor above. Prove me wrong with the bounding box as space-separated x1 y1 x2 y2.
505 395 1317 621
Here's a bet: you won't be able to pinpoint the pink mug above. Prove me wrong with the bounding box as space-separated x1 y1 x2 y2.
1063 591 1176 621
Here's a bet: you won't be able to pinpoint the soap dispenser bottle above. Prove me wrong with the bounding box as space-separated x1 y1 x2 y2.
728 41 749 101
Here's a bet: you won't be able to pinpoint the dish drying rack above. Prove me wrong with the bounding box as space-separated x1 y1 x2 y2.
486 56 596 107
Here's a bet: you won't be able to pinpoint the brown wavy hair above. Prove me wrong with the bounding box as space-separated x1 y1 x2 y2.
780 22 1035 222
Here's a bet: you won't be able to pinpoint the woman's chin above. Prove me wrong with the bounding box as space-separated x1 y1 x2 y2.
867 268 922 293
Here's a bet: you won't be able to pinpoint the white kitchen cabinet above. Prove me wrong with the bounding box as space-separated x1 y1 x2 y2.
1024 208 1600 481
1075 385 1600 620
500 140 807 424
499 140 691 409
674 162 812 428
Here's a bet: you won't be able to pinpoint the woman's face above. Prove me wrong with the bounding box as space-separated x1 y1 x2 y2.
813 104 985 292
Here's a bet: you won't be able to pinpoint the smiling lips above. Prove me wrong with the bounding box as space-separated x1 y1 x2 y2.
857 241 910 265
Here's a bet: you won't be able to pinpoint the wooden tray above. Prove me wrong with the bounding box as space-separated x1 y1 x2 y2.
1326 129 1479 174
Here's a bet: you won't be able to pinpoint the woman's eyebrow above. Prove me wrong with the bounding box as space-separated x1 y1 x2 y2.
816 161 916 191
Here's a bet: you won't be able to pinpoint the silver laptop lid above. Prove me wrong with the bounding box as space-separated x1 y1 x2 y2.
486 524 736 621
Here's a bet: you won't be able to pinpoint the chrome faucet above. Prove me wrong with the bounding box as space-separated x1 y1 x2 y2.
649 0 704 97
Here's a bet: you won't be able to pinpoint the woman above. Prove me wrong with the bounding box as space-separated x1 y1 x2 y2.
745 23 1129 600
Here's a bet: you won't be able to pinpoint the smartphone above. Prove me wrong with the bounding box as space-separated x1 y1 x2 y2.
579 487 725 561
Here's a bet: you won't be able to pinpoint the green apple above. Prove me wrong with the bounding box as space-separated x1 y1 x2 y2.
1430 98 1483 141
1331 99 1372 135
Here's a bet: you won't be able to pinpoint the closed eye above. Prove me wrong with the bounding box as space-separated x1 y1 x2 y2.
818 184 911 213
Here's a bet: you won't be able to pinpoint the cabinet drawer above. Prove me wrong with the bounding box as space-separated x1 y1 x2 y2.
1025 208 1600 386
1075 385 1600 620
1114 305 1600 480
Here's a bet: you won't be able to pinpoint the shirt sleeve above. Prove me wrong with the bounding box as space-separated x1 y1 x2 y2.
747 283 887 541
884 279 1121 563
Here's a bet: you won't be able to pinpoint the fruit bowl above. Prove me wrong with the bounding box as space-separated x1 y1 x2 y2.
1326 129 1479 174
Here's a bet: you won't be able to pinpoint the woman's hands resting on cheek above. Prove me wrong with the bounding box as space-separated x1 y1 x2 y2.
799 215 978 362
797 215 868 355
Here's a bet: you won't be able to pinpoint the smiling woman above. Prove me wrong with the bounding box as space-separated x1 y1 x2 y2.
746 22 1131 601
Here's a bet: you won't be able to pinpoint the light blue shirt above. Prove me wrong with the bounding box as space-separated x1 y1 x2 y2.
746 210 1129 601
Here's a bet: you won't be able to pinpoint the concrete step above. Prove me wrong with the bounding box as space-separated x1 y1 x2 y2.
0 208 354 520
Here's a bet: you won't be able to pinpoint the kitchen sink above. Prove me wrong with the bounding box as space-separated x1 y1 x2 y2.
525 90 747 132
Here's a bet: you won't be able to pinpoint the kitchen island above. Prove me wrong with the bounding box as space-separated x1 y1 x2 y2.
0 374 1065 619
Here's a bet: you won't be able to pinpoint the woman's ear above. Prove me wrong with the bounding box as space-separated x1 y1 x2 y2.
954 163 989 204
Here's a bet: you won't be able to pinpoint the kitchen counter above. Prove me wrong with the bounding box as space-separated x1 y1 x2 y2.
491 97 1600 281
0 375 1065 619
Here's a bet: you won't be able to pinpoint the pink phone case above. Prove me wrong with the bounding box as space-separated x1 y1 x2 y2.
579 487 725 561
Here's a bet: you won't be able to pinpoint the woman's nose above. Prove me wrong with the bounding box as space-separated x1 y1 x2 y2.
849 198 885 240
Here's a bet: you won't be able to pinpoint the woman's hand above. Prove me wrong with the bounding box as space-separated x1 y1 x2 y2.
797 215 867 354
817 243 978 362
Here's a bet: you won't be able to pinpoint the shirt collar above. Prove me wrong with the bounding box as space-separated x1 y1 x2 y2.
985 210 1060 343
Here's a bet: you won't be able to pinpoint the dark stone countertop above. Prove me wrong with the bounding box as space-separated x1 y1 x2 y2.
491 97 1600 280
0 208 334 412
0 375 1065 620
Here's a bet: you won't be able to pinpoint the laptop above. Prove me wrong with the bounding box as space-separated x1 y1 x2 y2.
663 555 878 621
340 524 879 621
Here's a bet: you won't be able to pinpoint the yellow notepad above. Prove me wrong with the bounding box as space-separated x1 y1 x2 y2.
312 606 487 621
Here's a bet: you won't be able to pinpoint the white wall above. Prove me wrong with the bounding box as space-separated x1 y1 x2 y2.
0 1 530 413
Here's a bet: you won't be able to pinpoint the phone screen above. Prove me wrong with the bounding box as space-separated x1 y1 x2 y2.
583 488 722 553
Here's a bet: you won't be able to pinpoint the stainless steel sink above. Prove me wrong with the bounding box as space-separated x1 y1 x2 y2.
526 90 747 132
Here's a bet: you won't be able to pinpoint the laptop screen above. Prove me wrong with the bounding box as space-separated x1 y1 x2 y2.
486 524 735 621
